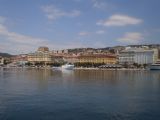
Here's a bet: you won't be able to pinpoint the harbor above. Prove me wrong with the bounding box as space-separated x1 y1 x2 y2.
0 0 160 119
0 68 160 120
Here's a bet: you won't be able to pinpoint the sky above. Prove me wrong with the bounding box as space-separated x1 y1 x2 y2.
0 0 160 54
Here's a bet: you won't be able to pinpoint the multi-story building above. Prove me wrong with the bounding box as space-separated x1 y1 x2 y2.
152 48 159 63
77 54 117 64
27 47 53 64
118 51 134 64
0 56 4 65
28 52 53 63
119 48 154 65
11 54 28 65
52 55 64 63
63 55 79 64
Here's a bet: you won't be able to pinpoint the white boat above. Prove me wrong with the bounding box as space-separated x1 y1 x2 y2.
61 64 74 70
150 61 160 70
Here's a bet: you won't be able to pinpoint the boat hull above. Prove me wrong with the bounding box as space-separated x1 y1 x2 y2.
62 64 74 70
150 65 160 70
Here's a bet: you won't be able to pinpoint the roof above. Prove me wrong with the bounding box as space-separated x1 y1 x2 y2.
78 54 116 58
121 48 155 53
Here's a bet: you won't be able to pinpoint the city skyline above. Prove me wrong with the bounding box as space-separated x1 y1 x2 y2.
0 0 160 54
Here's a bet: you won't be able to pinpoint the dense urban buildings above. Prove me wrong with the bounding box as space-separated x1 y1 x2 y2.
0 44 160 68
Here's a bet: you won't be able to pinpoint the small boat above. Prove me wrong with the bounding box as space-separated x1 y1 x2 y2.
61 63 74 70
150 61 160 70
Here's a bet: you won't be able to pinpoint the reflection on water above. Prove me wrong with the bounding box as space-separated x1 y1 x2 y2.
0 68 160 120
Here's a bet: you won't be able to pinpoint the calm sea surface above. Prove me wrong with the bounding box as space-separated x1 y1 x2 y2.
0 68 160 120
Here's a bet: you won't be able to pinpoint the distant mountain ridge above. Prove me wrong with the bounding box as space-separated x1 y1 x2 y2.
0 53 13 57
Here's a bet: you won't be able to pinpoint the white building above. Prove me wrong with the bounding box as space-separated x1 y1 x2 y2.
119 48 154 65
0 57 4 65
119 51 135 64
152 48 158 63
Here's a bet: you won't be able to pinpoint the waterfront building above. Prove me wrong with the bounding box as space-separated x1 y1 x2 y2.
52 55 64 63
118 51 134 65
119 48 154 65
63 55 79 64
28 52 53 63
0 56 4 65
11 54 28 65
77 54 117 64
153 48 159 63
27 47 53 65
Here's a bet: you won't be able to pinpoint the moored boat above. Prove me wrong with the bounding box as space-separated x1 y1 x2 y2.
61 63 74 70
150 61 160 70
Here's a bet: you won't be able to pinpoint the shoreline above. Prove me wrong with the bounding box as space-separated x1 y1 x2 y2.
0 66 149 71
74 67 148 71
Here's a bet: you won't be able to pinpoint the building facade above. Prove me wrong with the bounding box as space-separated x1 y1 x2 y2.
153 48 159 63
11 54 28 65
28 52 53 63
119 48 154 65
77 54 117 64
63 55 79 64
27 47 53 64
0 56 4 65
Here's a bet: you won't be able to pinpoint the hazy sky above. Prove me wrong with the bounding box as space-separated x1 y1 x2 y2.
0 0 160 54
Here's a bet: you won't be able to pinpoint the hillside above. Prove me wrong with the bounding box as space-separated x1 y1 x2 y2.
0 53 13 58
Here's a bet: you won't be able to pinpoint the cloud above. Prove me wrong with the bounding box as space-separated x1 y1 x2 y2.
97 14 142 26
0 22 54 54
0 24 48 45
96 30 105 34
117 32 144 44
79 30 105 36
0 18 85 54
79 31 90 36
42 5 81 21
